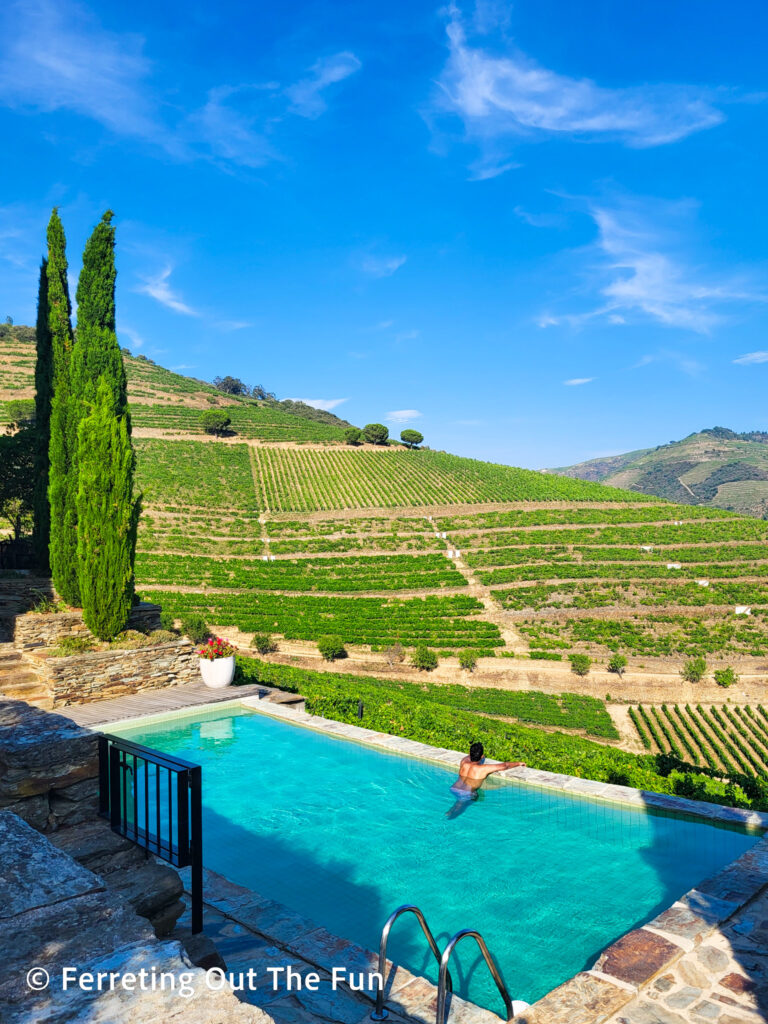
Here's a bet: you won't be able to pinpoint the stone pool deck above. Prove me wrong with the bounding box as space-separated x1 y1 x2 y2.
61 685 768 1024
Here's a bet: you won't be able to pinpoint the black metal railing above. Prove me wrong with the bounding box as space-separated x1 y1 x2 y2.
98 734 203 932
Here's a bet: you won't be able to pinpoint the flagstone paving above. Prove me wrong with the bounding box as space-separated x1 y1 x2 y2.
602 885 768 1024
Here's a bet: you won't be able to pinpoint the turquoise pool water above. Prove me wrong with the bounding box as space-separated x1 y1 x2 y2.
113 704 759 1010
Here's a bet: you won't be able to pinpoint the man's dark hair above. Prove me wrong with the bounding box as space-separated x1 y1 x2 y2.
469 742 484 763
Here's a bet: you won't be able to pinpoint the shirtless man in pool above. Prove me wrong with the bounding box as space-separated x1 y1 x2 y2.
446 741 525 819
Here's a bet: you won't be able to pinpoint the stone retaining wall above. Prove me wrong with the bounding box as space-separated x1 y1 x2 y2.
12 601 162 650
34 638 199 706
0 573 54 604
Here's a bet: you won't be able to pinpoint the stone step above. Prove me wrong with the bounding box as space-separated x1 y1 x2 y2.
0 672 43 689
267 692 305 708
0 683 52 707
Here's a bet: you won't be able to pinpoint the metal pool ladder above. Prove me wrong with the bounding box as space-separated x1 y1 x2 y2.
370 905 515 1024
370 904 451 1021
436 929 514 1024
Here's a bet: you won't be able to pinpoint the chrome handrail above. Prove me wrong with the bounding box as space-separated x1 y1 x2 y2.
436 929 513 1024
371 904 452 1021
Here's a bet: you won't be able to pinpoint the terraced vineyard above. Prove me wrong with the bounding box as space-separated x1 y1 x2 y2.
131 402 345 441
135 439 256 510
518 615 768 658
137 551 467 593
630 703 768 777
0 326 36 401
250 447 645 510
127 436 768 663
144 590 504 651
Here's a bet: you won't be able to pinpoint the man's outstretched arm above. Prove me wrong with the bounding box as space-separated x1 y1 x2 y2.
479 760 525 778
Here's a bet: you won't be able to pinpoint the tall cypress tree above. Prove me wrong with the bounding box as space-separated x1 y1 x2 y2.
76 379 140 639
46 209 79 604
32 259 53 574
70 211 126 414
73 211 139 637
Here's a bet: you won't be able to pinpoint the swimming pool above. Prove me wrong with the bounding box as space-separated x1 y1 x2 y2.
112 702 760 1011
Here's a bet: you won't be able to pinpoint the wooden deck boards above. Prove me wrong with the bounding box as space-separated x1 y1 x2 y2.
61 682 271 727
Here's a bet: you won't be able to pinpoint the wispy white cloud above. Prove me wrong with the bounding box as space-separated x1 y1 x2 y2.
632 350 705 376
185 84 278 169
215 319 252 331
387 409 422 423
469 158 520 180
286 52 361 118
136 266 201 316
286 397 349 411
433 7 726 177
543 197 765 334
0 0 169 147
0 0 359 171
361 254 407 278
733 351 768 365
514 206 564 229
395 328 420 342
119 325 144 350
589 203 763 332
563 377 593 386
536 314 559 328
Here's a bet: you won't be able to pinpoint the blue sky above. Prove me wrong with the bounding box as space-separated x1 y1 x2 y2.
0 0 766 468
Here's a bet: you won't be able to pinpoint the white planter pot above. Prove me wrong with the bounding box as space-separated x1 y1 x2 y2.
199 655 235 689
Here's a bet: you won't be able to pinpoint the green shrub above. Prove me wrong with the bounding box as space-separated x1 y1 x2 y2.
681 657 707 683
529 650 562 661
569 653 592 677
50 635 95 656
180 613 211 644
343 427 362 445
110 630 151 650
714 666 738 688
607 654 627 676
458 649 478 672
201 410 232 436
159 609 177 632
29 592 67 614
251 632 277 654
306 694 361 717
411 645 438 671
317 635 347 661
148 629 177 644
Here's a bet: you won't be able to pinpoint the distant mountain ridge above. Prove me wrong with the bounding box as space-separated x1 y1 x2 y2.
551 428 768 517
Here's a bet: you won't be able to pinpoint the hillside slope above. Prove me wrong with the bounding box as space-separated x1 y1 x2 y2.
0 325 353 442
551 428 768 517
11 329 768 679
